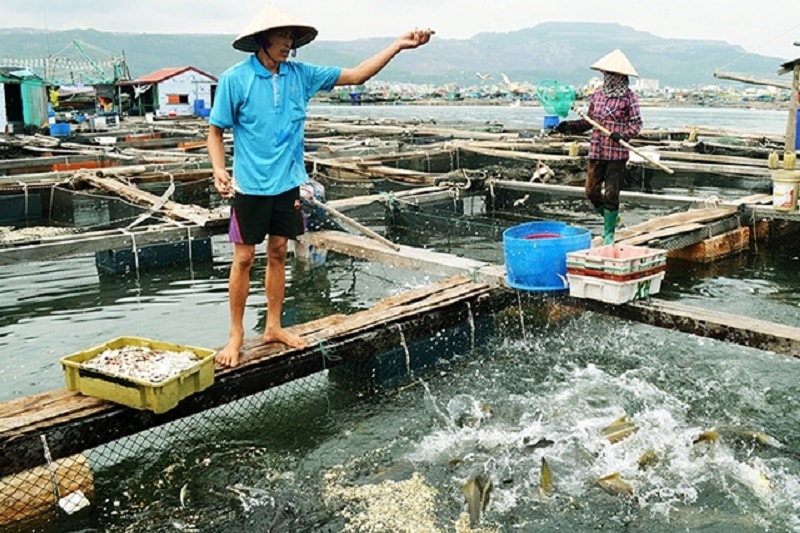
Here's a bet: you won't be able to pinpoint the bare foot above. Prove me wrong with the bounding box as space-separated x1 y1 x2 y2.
215 334 244 368
263 327 308 350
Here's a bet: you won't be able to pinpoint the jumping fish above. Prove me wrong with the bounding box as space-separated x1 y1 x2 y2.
637 447 659 470
601 415 639 444
462 474 492 527
596 472 634 498
693 429 720 445
537 457 553 500
179 482 188 508
522 436 555 451
721 427 784 449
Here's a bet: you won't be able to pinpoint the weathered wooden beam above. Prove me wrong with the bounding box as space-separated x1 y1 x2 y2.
568 297 800 358
75 173 224 227
0 224 220 265
667 226 750 262
712 70 792 90
298 230 507 286
490 179 739 209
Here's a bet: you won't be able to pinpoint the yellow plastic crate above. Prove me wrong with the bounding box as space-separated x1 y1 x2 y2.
60 337 215 414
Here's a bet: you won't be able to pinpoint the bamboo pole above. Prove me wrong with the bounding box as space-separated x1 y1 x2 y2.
783 63 799 164
311 198 400 251
575 109 675 174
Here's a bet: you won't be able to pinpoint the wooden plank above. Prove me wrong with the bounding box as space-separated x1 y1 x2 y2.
459 144 579 163
298 230 507 286
490 180 734 209
0 277 512 477
629 158 772 178
569 297 800 357
76 173 221 226
0 224 221 265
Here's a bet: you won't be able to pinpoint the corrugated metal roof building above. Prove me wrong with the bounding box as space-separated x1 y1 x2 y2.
0 67 48 133
117 66 217 118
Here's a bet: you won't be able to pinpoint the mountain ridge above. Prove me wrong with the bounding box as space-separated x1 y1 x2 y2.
0 22 788 89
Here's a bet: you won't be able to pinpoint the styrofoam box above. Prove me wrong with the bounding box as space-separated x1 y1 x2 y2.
566 244 667 275
568 271 665 304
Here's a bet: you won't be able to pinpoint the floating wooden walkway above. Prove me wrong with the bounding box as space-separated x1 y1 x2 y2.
0 276 513 478
301 228 800 360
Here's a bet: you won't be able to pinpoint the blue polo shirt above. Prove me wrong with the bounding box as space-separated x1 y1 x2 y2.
210 55 341 195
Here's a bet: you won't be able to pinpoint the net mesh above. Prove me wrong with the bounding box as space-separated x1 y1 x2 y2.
536 80 576 118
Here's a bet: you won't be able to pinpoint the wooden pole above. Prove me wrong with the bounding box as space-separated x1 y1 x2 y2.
574 109 675 174
783 63 799 164
0 453 94 526
311 198 401 251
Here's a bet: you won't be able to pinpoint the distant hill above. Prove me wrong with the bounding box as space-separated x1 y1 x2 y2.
0 22 789 89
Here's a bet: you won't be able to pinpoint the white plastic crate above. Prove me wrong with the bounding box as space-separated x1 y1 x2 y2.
566 244 666 278
568 271 665 304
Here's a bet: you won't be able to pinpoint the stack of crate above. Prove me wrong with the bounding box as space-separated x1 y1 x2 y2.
566 244 667 304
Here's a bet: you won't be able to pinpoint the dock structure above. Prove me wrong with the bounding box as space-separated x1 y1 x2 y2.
2 113 800 527
0 276 514 478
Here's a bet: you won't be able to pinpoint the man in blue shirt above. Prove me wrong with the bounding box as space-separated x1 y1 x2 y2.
208 4 432 367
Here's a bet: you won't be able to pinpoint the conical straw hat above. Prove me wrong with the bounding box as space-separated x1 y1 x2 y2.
232 4 318 53
590 49 639 77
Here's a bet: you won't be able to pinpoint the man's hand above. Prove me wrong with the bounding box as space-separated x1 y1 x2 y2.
396 28 434 50
213 168 235 199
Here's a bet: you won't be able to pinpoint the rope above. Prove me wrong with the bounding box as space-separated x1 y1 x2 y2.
17 181 29 218
315 337 341 366
469 263 490 283
516 291 527 340
397 324 411 378
315 336 341 416
186 225 193 267
40 435 61 505
119 228 140 274
465 302 476 353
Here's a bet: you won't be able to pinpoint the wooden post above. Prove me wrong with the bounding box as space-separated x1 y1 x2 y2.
0 453 94 526
784 62 799 165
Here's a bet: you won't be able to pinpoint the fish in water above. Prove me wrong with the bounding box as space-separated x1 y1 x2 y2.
601 414 639 444
637 447 659 470
522 436 555 451
537 457 553 500
462 474 492 527
596 472 634 498
719 427 783 449
693 429 720 445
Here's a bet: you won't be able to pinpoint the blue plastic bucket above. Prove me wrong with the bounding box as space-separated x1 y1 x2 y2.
543 115 560 129
503 221 591 291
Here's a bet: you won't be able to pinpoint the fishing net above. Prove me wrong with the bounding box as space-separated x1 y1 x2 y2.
536 80 576 118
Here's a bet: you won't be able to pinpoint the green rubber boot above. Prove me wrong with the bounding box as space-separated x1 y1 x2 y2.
595 205 604 215
603 210 619 245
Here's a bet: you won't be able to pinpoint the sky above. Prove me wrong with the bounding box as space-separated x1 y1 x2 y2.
2 0 799 60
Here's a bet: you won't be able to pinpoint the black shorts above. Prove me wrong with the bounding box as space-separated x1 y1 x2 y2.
228 188 304 245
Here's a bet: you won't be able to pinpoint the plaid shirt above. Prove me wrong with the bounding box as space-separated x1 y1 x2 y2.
587 88 642 161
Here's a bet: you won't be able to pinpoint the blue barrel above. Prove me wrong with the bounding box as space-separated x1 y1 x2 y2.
194 99 205 115
50 123 71 137
503 221 591 291
543 115 560 129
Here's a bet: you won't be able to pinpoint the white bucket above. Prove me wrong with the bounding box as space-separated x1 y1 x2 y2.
772 170 800 211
